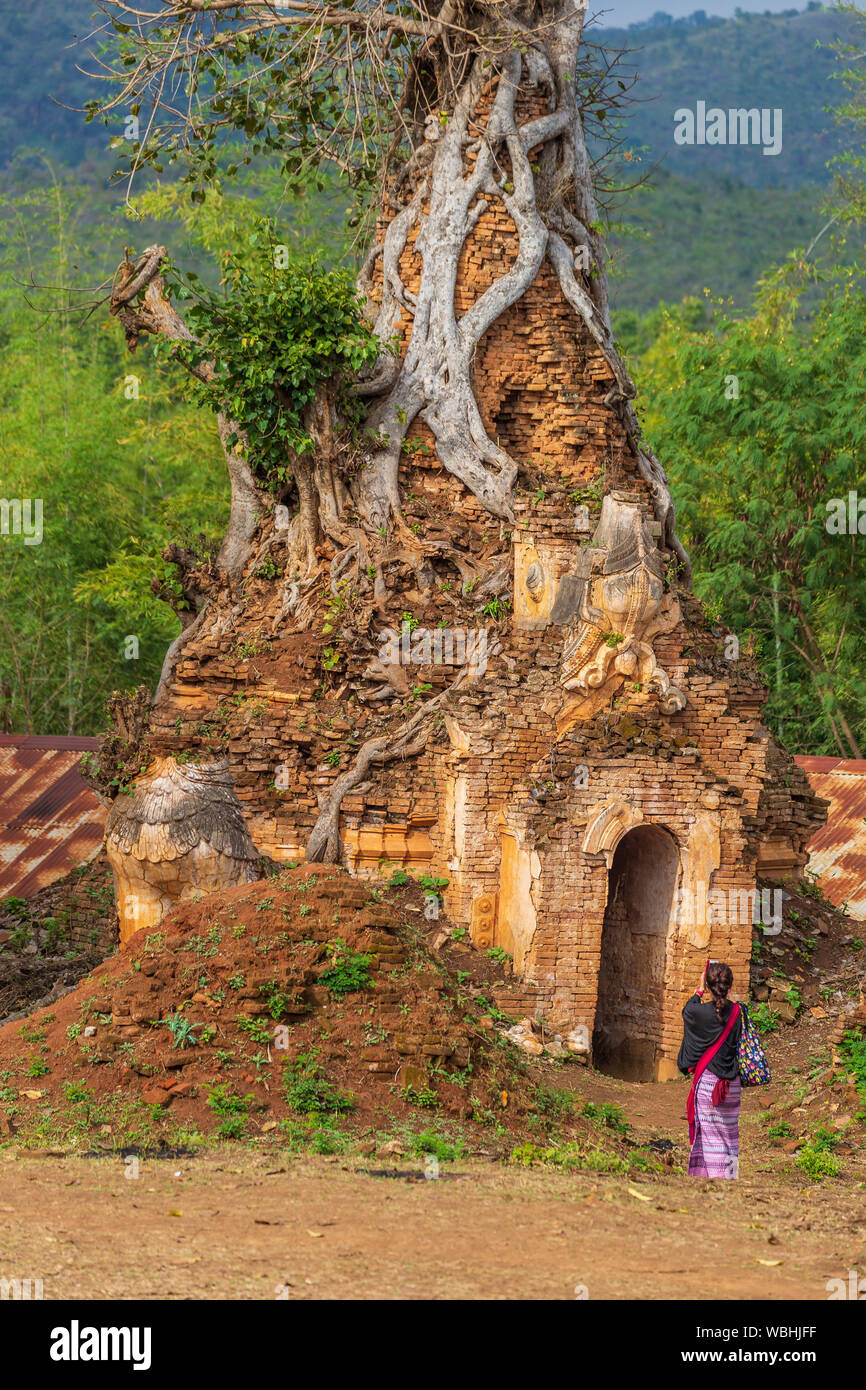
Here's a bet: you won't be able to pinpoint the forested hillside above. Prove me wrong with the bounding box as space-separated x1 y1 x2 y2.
1 3 857 182
0 4 858 312
593 5 855 187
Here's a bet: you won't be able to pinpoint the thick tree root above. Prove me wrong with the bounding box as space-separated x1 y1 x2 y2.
353 24 690 581
306 669 468 862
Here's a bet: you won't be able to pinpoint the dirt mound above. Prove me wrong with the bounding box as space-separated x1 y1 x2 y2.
0 850 119 1028
0 864 624 1161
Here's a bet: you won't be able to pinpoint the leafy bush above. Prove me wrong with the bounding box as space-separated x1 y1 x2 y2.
283 1051 355 1115
839 1030 866 1117
809 1124 842 1154
485 946 512 966
581 1100 629 1135
258 982 292 1021
417 875 449 895
404 1084 439 1110
533 1084 575 1120
318 940 373 998
750 1003 780 1034
236 1016 272 1046
159 1013 202 1049
176 237 379 485
207 1084 255 1139
410 1129 465 1162
63 1081 93 1105
207 1085 254 1117
795 1146 840 1181
216 1116 248 1141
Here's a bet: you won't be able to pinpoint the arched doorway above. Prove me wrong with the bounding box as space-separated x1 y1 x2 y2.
593 824 679 1082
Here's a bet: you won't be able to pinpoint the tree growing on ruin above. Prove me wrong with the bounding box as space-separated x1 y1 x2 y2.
88 0 692 872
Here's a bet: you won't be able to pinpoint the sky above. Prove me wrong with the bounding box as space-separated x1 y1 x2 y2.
589 0 818 26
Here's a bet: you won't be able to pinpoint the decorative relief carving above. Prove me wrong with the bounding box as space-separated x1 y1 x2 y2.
550 492 686 712
582 799 644 861
525 561 545 604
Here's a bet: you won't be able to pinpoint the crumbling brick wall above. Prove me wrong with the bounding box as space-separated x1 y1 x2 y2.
0 851 118 959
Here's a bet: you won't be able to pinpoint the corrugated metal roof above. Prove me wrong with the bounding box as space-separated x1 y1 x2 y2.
795 756 866 921
0 737 106 900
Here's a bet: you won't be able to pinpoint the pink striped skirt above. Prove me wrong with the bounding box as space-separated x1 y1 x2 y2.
688 1071 740 1179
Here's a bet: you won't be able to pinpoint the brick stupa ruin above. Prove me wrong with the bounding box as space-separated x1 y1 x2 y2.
99 69 825 1082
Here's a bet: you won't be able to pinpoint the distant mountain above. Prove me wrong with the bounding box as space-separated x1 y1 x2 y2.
0 0 110 168
0 3 856 316
591 5 858 188
0 3 857 182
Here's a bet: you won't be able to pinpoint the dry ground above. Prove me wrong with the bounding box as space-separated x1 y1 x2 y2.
1 871 862 1301
1 1063 863 1301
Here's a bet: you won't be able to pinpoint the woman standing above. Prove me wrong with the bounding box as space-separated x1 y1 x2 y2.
678 961 747 1179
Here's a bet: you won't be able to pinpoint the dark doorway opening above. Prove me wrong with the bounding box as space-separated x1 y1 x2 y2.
593 824 679 1082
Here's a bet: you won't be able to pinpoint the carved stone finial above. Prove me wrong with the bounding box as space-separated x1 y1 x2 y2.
106 755 260 941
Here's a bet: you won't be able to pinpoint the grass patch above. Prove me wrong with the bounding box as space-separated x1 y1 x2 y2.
279 1114 354 1155
509 1141 629 1173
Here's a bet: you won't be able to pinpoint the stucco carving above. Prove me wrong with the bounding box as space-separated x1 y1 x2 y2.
582 799 645 862
106 756 260 941
550 492 686 712
677 810 723 950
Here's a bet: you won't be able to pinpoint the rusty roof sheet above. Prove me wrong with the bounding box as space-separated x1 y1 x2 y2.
0 737 106 900
795 756 866 921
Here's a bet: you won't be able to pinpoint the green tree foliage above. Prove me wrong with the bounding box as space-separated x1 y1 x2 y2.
0 161 362 735
826 2 866 230
628 260 866 758
171 227 379 483
131 165 355 280
87 1 414 200
0 176 227 734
